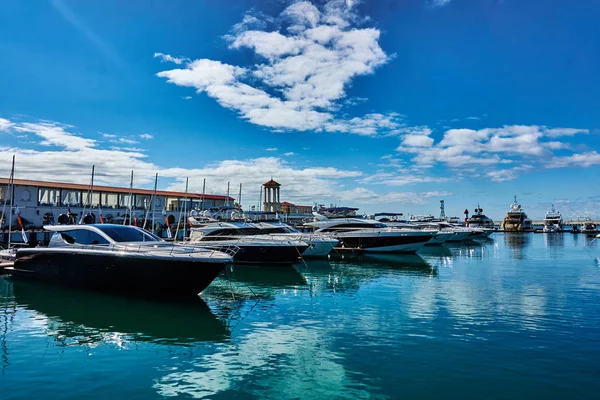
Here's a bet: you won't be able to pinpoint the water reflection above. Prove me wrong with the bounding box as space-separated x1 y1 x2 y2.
298 255 436 296
7 279 229 346
504 233 531 260
154 322 379 399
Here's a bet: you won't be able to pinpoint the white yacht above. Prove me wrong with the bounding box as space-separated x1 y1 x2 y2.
466 205 495 230
382 221 460 245
9 224 233 299
543 205 563 233
304 215 433 253
188 221 309 265
252 221 338 257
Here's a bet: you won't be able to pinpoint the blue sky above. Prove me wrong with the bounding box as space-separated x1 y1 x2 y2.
1 0 599 219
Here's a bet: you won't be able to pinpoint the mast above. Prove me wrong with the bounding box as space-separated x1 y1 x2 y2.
226 182 230 207
201 178 206 211
258 184 262 211
80 165 95 224
238 183 242 207
6 156 15 249
124 170 133 225
151 173 158 231
142 173 158 230
183 177 189 240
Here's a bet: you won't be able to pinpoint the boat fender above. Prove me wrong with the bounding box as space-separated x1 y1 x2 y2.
82 214 95 224
57 214 69 225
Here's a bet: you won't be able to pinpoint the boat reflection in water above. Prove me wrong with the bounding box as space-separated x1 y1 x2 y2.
504 233 531 260
299 254 437 296
9 279 229 346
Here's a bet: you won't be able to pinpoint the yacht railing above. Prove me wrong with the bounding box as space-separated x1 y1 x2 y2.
40 242 239 259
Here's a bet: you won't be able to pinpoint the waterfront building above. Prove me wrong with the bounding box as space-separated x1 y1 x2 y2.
0 177 233 232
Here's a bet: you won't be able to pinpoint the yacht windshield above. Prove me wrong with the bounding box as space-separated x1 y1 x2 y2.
95 226 161 243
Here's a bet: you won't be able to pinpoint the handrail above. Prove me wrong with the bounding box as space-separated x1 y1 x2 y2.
42 241 239 259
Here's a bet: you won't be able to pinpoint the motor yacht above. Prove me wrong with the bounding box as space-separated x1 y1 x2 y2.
543 205 563 233
304 216 433 253
252 221 338 257
188 221 308 265
501 196 532 232
9 224 233 300
382 221 457 245
466 205 495 230
582 219 599 236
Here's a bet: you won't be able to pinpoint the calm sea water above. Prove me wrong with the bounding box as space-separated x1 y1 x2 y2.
1 233 600 399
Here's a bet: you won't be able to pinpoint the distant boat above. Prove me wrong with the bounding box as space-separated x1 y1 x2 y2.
466 205 495 230
543 205 563 233
501 196 532 232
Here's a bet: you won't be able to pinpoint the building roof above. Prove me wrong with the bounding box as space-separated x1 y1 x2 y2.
263 178 280 186
0 177 233 201
280 201 312 208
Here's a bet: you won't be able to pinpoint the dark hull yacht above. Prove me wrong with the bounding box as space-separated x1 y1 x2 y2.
11 224 234 300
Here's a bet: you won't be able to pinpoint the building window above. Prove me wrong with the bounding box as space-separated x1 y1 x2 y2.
38 188 61 206
101 192 119 208
82 192 101 207
62 190 81 207
135 195 151 209
0 185 10 205
118 194 134 209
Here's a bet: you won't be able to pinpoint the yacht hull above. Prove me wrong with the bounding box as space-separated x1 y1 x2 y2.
12 250 226 300
335 233 432 254
196 242 307 265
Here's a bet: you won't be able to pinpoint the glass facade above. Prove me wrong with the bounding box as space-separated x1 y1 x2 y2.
38 187 61 206
62 190 81 206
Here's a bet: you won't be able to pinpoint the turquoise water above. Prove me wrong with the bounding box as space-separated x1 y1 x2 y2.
1 233 600 399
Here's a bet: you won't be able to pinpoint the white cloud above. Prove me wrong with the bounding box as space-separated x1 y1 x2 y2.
360 172 450 186
139 133 154 140
117 137 138 145
429 0 452 8
0 118 13 131
543 127 589 138
547 151 600 169
14 122 96 151
156 0 398 135
265 147 278 151
153 52 189 65
0 117 444 209
282 152 295 156
182 96 192 100
102 133 117 138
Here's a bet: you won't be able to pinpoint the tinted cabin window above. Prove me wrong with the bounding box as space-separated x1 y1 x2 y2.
320 223 383 232
60 229 109 245
96 226 160 242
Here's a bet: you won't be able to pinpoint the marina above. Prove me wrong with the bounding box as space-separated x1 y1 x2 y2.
2 233 600 399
